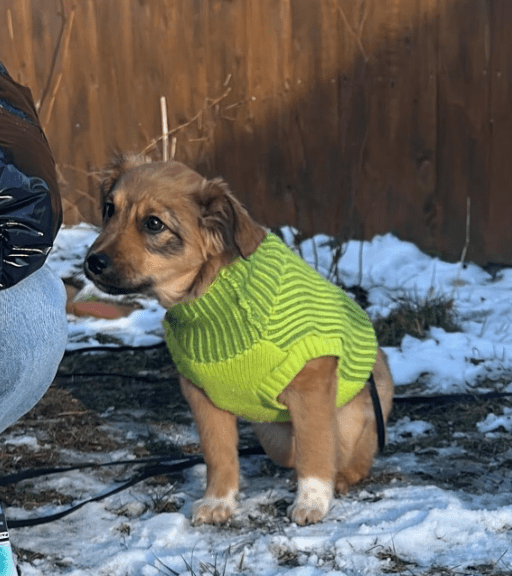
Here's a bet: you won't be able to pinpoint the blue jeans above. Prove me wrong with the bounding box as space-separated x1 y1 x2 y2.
0 264 67 433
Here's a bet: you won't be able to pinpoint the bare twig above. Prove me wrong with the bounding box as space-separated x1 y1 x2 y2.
357 0 370 38
160 96 169 162
454 197 471 285
334 0 369 62
59 163 103 180
38 0 76 129
142 86 232 156
7 9 14 41
460 196 471 267
357 239 364 287
55 164 68 186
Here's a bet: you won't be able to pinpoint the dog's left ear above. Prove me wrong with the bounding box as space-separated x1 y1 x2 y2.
196 178 265 259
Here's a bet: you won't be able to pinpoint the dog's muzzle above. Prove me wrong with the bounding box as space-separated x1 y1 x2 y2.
84 251 153 296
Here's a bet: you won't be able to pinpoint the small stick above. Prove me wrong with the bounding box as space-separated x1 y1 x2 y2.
459 197 471 268
59 163 103 179
454 196 471 286
357 238 364 287
142 86 232 155
39 2 76 127
160 96 169 162
7 9 14 41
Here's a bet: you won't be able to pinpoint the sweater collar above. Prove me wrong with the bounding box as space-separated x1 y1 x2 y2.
166 232 283 328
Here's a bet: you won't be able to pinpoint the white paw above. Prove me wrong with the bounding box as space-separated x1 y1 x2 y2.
191 491 237 525
288 477 332 525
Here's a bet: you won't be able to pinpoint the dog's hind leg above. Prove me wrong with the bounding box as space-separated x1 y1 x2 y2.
334 348 394 493
252 421 295 468
334 386 377 493
180 376 239 525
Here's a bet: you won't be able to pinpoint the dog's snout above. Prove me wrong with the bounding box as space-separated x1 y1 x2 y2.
86 252 110 276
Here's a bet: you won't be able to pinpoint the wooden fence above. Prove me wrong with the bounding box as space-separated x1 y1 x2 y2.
1 0 511 265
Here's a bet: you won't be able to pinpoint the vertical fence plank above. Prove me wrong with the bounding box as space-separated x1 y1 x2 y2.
16 0 37 88
239 0 296 220
437 0 490 261
355 0 438 250
204 0 297 226
486 0 512 263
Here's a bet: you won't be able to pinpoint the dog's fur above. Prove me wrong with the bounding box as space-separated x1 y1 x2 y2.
84 154 394 526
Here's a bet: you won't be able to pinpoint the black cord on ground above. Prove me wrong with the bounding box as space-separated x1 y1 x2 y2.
63 342 166 356
393 391 512 406
3 447 266 529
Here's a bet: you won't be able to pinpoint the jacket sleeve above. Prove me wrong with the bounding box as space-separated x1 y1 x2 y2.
0 62 62 290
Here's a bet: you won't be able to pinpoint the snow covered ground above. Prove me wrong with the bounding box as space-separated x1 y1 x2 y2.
4 223 512 575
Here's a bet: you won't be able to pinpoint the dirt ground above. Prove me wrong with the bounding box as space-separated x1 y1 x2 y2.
2 344 512 576
2 343 512 512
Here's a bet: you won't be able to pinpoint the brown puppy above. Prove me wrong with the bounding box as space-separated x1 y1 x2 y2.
84 154 393 526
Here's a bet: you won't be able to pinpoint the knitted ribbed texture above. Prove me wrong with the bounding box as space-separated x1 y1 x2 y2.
164 233 377 422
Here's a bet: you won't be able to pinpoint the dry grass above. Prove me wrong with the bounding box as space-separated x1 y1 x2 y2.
376 547 417 574
374 295 459 347
0 386 122 508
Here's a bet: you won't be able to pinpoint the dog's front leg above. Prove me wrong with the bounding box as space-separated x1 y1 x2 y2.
180 376 239 525
277 356 338 525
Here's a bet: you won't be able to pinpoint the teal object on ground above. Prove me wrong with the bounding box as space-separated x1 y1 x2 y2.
0 543 16 576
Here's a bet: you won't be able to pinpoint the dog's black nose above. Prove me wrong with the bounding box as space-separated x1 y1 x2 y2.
86 252 110 276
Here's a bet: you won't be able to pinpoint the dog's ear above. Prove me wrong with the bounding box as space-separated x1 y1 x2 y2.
196 178 265 259
99 152 151 199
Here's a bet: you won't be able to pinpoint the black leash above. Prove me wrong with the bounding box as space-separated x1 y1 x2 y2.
368 373 386 454
3 380 390 529
7 385 504 528
3 447 265 529
0 454 198 487
7 458 201 529
393 390 512 406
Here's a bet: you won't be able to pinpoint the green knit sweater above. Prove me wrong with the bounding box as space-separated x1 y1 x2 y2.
164 233 377 422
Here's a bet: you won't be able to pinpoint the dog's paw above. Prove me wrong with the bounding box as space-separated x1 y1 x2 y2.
288 477 332 525
191 491 237 525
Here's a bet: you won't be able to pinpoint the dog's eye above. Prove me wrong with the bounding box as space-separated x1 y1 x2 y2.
103 202 115 221
144 216 165 234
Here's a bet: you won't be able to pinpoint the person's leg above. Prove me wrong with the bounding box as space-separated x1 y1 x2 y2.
0 263 67 434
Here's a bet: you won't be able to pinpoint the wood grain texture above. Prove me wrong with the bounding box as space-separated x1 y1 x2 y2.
0 0 509 264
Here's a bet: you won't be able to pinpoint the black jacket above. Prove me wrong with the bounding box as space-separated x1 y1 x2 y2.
0 62 62 289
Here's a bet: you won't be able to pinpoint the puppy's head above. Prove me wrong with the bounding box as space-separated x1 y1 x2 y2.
84 154 265 307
